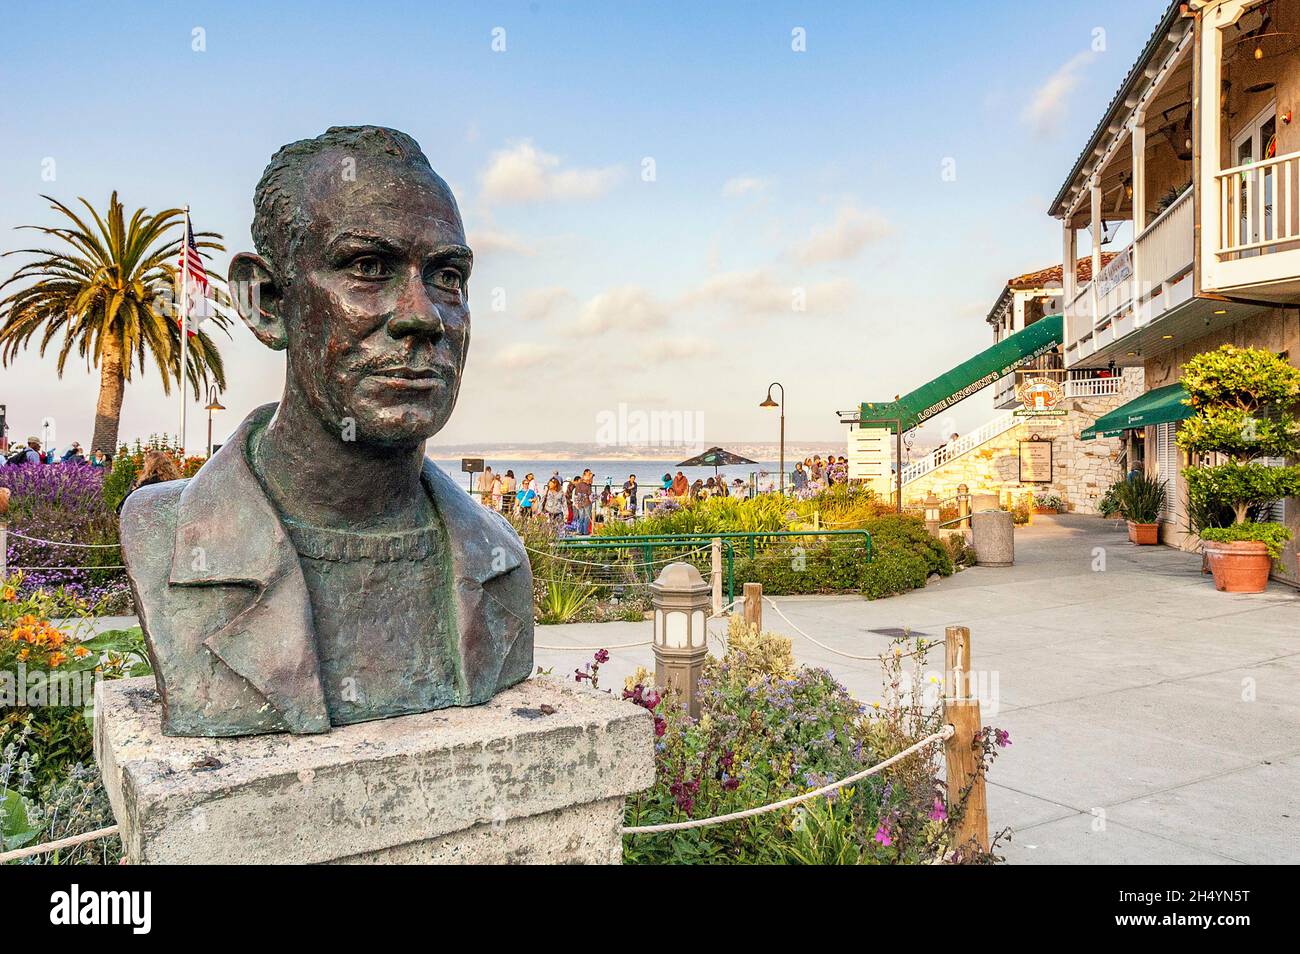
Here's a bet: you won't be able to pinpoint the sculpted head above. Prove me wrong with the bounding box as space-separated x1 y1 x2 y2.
230 126 471 447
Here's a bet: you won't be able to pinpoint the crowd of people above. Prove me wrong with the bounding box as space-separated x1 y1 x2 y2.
1 436 110 468
790 454 849 495
473 464 760 534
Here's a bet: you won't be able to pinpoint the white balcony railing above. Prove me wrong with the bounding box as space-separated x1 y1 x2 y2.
1216 149 1300 259
1135 187 1194 313
1064 186 1194 365
1063 376 1122 398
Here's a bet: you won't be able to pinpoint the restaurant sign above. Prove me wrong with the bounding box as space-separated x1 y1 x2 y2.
1014 376 1067 417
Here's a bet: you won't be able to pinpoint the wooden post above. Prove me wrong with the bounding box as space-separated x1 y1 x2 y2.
957 483 970 530
742 582 762 632
943 625 988 854
710 537 723 616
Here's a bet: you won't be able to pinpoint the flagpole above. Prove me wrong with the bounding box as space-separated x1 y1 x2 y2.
178 205 190 454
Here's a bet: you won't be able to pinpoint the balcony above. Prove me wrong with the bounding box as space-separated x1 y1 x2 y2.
1205 149 1300 299
992 366 1122 409
1063 187 1195 368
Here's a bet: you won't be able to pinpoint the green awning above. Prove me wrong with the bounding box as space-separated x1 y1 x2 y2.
860 314 1063 432
1080 382 1192 440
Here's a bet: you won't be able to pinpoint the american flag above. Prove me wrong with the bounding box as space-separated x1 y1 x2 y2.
177 216 210 337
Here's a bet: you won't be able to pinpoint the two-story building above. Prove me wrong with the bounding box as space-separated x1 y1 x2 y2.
1052 0 1300 583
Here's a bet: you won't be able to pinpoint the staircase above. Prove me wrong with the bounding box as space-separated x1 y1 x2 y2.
899 411 1020 487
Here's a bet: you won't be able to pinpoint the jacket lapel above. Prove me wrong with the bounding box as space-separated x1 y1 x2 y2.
169 404 330 734
423 460 529 703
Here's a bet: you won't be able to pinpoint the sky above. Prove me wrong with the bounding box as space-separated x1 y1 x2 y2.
0 0 1169 453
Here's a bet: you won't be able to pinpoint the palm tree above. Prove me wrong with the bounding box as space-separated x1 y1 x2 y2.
0 192 230 454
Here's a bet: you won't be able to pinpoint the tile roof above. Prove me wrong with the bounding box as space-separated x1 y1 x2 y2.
1008 252 1119 289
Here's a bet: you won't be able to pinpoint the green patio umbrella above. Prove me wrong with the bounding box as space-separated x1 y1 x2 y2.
677 446 760 478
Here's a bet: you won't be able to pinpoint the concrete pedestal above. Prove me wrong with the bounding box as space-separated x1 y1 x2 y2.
970 510 1014 567
94 676 654 865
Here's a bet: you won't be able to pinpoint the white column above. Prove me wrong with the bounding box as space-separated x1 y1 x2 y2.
1132 115 1146 318
1062 219 1077 350
1090 181 1103 329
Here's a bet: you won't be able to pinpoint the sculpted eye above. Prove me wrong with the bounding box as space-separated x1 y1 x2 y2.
349 255 391 280
429 267 464 292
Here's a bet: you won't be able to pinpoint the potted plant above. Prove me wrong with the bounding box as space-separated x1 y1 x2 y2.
1033 492 1064 515
1178 345 1300 593
1114 472 1166 544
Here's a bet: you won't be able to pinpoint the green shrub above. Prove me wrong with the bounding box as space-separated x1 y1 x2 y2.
1113 472 1167 523
860 550 930 599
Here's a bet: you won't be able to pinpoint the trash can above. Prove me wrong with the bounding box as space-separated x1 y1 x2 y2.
970 509 1013 567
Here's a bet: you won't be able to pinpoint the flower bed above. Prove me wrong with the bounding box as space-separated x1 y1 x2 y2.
620 617 1008 864
0 464 129 612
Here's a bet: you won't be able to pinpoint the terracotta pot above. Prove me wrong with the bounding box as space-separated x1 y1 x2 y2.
1127 521 1159 545
1203 540 1272 593
1034 507 1059 515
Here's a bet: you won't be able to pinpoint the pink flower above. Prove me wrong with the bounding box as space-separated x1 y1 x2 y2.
874 823 893 847
928 798 948 822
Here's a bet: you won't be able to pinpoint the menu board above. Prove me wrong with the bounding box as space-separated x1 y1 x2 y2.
1018 440 1053 483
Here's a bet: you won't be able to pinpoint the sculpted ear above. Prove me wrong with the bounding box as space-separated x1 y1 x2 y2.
228 253 287 350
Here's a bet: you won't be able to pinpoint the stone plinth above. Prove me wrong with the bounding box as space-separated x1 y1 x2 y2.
94 676 654 865
971 510 1014 567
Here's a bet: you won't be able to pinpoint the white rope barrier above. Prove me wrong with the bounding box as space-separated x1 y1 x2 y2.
0 824 120 864
761 597 888 662
621 724 954 834
6 532 121 549
534 638 653 651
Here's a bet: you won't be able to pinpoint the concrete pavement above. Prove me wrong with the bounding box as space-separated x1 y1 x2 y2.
535 514 1300 864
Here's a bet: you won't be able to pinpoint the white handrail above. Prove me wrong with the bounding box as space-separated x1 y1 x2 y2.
900 411 1019 486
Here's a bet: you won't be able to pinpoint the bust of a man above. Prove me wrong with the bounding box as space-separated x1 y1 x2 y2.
120 126 533 737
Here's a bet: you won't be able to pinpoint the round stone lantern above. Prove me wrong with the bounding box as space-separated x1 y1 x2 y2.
649 562 711 718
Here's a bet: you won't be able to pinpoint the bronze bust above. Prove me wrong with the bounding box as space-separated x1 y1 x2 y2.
120 126 534 737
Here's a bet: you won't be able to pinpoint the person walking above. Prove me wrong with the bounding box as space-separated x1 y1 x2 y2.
573 469 594 534
792 461 807 490
540 477 565 528
517 473 537 518
500 470 517 515
623 474 638 513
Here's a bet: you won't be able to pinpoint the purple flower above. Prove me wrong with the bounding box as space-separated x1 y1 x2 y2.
928 798 948 822
994 728 1011 748
874 823 893 847
593 648 610 664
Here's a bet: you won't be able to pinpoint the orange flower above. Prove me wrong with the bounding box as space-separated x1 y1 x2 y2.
48 651 67 667
14 626 35 644
16 648 30 661
16 614 38 627
1 585 15 601
73 645 91 658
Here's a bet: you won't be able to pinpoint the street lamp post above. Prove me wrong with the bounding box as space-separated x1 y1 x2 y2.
759 382 785 495
204 385 226 459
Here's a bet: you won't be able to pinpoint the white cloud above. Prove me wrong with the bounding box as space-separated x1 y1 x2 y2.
488 342 565 370
467 227 534 257
1022 50 1096 139
792 205 892 264
565 285 668 335
518 286 574 323
480 140 622 204
677 269 858 315
639 334 717 363
722 175 773 198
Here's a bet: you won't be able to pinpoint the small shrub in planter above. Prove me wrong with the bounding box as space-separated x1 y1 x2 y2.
1113 472 1166 544
1177 345 1300 592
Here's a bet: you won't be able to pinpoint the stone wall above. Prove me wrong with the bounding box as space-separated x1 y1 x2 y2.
904 371 1143 514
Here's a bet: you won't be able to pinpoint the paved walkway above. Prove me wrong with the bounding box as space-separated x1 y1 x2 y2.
537 514 1300 864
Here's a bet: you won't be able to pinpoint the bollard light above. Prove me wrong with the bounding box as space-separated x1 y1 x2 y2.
924 491 941 536
650 562 711 719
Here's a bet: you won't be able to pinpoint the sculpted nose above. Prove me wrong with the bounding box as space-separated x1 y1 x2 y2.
387 273 446 340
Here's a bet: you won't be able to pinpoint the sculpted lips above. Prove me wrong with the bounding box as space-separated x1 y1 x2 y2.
359 364 448 391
